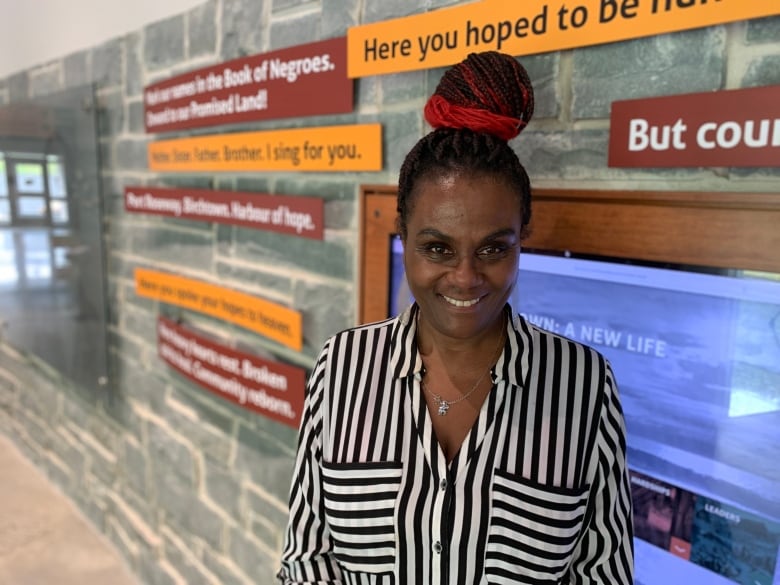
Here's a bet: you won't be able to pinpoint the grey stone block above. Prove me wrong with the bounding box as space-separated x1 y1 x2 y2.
234 423 295 500
128 224 215 270
215 261 294 295
322 0 359 38
234 176 274 193
742 54 780 88
18 377 60 422
202 549 252 585
137 554 186 585
105 517 141 570
122 303 158 344
108 493 158 553
50 430 87 481
114 358 168 415
64 51 91 88
521 53 560 121
29 64 62 97
205 465 244 521
514 129 609 179
161 487 226 550
270 13 321 50
356 75 379 106
272 0 308 11
92 38 124 88
294 279 353 350
746 15 780 44
7 71 29 101
246 488 289 547
380 70 426 105
363 0 421 24
122 437 150 498
221 0 268 60
380 109 422 176
115 138 149 170
125 33 143 97
144 15 186 70
162 530 221 585
188 0 218 58
127 100 145 133
572 28 726 119
228 527 280 584
148 420 197 486
233 227 353 279
97 89 125 136
163 389 234 465
324 198 356 231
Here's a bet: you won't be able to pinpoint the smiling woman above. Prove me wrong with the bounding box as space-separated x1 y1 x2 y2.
278 51 634 585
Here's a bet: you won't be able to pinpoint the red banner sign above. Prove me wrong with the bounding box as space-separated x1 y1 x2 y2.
124 185 324 240
608 85 780 168
157 316 306 428
144 37 352 133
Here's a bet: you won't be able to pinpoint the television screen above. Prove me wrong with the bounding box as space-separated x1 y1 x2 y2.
389 234 780 585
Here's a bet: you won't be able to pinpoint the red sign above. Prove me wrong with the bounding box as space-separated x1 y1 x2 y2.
124 185 324 240
157 316 306 428
608 85 780 168
144 37 352 133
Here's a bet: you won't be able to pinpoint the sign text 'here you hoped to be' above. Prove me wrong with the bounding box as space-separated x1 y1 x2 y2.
347 0 779 77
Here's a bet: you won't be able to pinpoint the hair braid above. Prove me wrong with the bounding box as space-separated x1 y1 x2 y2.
398 52 534 239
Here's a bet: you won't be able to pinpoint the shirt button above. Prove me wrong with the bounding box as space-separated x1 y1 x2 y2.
433 541 442 554
439 478 447 491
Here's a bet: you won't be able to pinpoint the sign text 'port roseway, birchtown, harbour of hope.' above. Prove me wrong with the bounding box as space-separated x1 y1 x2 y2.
124 186 325 240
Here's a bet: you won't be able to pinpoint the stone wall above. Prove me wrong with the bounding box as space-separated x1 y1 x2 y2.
0 1 777 583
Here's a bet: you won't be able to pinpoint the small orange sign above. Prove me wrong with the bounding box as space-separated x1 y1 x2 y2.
135 268 302 351
347 0 779 78
148 123 382 172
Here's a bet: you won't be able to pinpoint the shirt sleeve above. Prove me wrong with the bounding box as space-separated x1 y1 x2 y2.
568 362 635 584
278 342 344 585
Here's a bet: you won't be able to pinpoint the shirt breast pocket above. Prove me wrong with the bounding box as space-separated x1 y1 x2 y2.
485 470 589 583
321 461 403 575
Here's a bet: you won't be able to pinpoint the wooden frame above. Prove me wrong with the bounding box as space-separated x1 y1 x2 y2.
359 185 780 325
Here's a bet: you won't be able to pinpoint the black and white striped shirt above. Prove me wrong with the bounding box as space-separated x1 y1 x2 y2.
279 304 634 584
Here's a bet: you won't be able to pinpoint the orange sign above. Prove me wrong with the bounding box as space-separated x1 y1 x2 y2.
148 124 382 172
135 268 302 351
347 0 779 77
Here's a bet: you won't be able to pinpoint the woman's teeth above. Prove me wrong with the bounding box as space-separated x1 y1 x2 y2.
443 295 480 307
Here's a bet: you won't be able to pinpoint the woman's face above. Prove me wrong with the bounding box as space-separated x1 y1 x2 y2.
402 171 523 342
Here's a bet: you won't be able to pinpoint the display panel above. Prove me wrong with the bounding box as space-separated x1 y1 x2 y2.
389 234 780 585
0 85 110 397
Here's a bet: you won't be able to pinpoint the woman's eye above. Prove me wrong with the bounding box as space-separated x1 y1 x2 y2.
418 243 451 259
477 244 508 260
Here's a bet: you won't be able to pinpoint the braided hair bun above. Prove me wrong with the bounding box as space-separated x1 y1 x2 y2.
397 51 535 239
424 51 534 141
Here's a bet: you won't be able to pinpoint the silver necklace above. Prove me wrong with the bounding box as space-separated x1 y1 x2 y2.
420 328 505 416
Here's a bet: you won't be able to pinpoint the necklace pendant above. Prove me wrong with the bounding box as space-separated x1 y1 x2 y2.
436 399 450 416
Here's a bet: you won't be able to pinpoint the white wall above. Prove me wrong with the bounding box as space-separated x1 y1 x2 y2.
0 0 205 78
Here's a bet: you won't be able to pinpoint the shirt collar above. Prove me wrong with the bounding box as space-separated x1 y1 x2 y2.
390 303 529 390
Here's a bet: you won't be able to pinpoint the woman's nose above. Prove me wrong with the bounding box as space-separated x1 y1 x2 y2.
450 254 482 287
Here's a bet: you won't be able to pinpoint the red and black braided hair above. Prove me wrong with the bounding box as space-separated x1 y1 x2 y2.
397 51 534 239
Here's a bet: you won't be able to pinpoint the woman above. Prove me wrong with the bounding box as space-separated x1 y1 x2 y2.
279 51 634 584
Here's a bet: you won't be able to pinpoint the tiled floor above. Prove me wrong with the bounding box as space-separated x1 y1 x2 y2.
0 434 140 585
